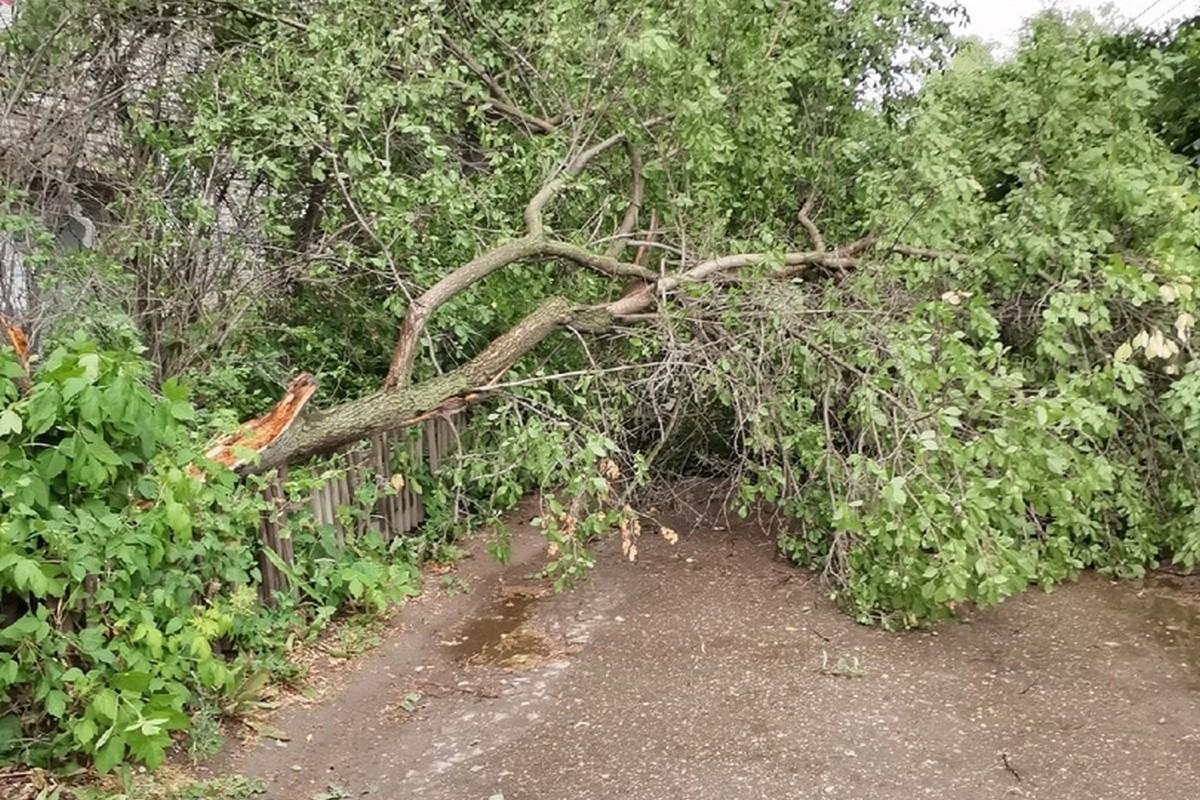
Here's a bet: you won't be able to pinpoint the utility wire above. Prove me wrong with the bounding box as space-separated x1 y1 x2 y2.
1145 0 1196 29
1122 0 1169 30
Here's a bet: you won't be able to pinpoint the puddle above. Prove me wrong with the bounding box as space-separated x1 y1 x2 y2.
1141 575 1200 640
449 589 558 670
1125 573 1200 685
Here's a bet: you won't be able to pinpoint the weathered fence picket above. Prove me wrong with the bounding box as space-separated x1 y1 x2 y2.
255 411 464 603
256 465 293 603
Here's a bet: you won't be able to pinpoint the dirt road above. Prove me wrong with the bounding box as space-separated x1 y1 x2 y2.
208 499 1200 799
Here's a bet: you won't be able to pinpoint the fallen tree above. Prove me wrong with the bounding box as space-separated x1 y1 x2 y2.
6 1 1200 634
216 131 916 474
10 1 1200 781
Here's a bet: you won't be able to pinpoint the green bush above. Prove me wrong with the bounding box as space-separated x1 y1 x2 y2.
731 18 1200 626
0 337 420 772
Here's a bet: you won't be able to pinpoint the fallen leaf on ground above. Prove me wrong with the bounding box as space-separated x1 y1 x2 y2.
246 720 290 741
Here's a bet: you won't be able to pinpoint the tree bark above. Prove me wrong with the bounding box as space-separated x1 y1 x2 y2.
251 296 603 472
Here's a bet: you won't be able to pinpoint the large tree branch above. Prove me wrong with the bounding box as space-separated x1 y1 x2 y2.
383 237 542 391
253 296 592 472
1 316 32 395
439 35 561 134
244 244 850 473
205 374 318 471
381 234 652 393
524 131 629 237
227 153 973 476
384 132 642 391
249 237 873 472
233 231 928 474
542 240 657 280
798 191 825 252
603 141 644 260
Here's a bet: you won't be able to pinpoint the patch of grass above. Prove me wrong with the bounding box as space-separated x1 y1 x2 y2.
186 705 225 765
431 542 466 565
439 574 468 596
219 669 273 718
168 776 266 800
72 774 265 800
398 692 424 713
325 616 384 659
310 787 351 800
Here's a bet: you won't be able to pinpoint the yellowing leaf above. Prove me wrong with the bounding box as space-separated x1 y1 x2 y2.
1145 330 1179 360
389 473 405 491
0 408 22 436
1176 312 1195 342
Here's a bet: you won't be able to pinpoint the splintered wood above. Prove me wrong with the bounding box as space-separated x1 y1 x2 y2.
1 316 31 393
204 373 318 470
2 320 28 368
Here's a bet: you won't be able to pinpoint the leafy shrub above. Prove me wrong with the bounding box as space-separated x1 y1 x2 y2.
729 18 1200 626
0 337 420 771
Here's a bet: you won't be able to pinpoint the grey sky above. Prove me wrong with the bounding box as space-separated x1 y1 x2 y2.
949 0 1199 49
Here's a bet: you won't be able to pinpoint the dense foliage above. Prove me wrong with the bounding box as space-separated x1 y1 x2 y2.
736 17 1200 624
1 0 1199 774
0 307 420 771
1103 15 1200 163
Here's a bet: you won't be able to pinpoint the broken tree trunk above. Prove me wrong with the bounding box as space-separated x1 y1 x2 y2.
246 296 602 473
1 316 31 394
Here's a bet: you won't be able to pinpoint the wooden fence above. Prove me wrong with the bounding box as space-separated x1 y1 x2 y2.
256 411 465 602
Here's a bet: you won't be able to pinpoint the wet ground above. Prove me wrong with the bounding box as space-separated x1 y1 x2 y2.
208 497 1200 799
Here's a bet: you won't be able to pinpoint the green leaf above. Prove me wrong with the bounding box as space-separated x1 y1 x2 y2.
165 503 192 538
74 717 98 746
169 400 196 421
883 476 908 507
1046 454 1069 476
62 376 90 401
44 689 68 718
91 689 119 722
88 439 124 466
93 733 126 773
160 378 189 403
37 448 67 480
0 615 44 645
127 730 169 769
0 716 21 752
0 408 21 436
78 353 101 381
12 557 51 597
24 389 59 435
112 670 151 694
